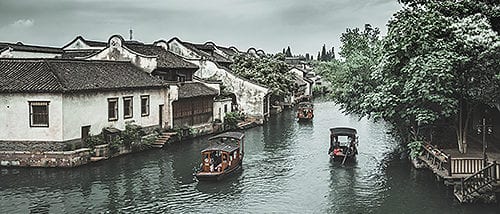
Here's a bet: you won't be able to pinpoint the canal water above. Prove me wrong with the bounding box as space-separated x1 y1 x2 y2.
1 99 499 213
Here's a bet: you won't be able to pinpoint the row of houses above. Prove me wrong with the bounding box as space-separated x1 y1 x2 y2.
0 34 315 152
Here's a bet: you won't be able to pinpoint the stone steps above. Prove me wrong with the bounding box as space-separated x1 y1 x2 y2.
151 132 177 148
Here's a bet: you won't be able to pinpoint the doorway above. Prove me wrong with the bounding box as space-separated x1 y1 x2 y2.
159 104 164 128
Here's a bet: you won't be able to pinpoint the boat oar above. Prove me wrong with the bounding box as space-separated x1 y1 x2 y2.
341 149 348 165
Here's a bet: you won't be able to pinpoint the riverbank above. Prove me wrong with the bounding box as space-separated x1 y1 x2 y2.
0 116 264 168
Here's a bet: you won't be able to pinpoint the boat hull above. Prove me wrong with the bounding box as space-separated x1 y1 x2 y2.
195 161 242 181
330 154 356 162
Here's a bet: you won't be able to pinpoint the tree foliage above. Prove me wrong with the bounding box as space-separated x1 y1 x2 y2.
230 53 296 102
317 0 499 151
285 46 292 57
315 24 382 115
317 44 335 61
370 0 500 149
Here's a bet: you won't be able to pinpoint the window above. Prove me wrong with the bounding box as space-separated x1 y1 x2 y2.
141 95 150 116
123 96 133 119
108 98 118 121
29 101 49 127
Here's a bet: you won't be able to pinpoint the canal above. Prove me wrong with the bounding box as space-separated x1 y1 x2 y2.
1 99 499 213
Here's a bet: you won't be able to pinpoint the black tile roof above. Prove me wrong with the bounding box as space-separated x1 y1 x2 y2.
177 82 218 99
181 42 233 64
61 50 101 58
0 42 63 54
216 46 240 57
0 58 165 93
62 36 107 49
125 43 198 70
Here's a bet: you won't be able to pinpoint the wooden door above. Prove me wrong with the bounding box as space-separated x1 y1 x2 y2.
81 125 91 143
159 105 164 128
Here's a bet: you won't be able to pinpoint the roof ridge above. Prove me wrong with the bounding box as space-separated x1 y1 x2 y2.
0 41 62 50
0 57 133 64
43 59 68 91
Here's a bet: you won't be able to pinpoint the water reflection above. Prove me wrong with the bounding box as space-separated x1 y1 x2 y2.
1 99 500 213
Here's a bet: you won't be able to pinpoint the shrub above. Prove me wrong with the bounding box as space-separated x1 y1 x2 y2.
408 141 424 159
224 111 243 130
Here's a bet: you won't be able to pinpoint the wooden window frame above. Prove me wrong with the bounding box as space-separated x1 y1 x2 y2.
29 101 49 127
123 96 133 119
141 95 150 117
108 98 118 121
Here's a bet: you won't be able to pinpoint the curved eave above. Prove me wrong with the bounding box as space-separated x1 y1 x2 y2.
81 45 158 60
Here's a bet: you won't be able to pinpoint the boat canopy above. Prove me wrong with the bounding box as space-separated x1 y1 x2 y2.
201 143 240 153
298 102 313 108
330 127 357 137
209 132 245 141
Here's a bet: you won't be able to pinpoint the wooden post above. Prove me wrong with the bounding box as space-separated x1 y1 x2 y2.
461 177 465 198
447 154 452 176
493 161 497 181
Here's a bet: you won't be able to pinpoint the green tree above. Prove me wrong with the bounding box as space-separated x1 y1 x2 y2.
316 24 382 115
230 53 297 103
368 0 500 151
321 44 327 61
285 46 292 57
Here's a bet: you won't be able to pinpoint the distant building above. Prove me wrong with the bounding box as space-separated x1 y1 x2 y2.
166 37 271 122
0 42 62 58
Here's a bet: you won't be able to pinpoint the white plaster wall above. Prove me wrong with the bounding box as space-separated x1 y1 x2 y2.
0 93 64 141
167 40 200 59
189 59 268 118
290 68 312 96
0 49 10 58
62 89 166 141
0 50 60 58
166 39 268 118
86 44 157 73
213 98 232 123
166 85 179 129
192 59 217 79
217 69 269 118
63 38 104 50
290 68 305 78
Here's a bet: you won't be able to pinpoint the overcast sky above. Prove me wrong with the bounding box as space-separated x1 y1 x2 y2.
0 0 401 56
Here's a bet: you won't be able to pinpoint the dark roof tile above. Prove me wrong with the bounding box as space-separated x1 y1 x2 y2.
125 44 198 70
181 42 232 64
61 50 101 58
0 59 165 93
177 82 218 99
0 42 63 54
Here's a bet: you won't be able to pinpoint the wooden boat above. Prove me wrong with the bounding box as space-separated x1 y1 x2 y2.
195 132 245 181
328 127 358 164
297 102 314 121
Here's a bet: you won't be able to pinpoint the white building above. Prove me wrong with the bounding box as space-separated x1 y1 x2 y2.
0 58 168 151
0 42 62 58
166 37 271 121
289 67 313 97
62 35 222 129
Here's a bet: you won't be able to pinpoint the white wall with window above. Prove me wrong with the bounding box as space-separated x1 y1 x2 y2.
0 88 167 142
213 98 232 123
0 93 64 141
62 89 166 141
